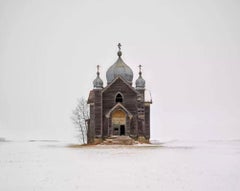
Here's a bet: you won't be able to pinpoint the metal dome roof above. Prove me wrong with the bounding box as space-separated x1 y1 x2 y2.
135 65 145 89
136 75 145 89
93 65 103 89
93 75 103 88
106 44 133 84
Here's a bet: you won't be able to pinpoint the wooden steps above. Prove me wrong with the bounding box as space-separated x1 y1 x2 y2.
101 136 136 145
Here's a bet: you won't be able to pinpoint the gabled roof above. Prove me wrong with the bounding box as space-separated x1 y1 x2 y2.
105 103 133 119
102 75 138 95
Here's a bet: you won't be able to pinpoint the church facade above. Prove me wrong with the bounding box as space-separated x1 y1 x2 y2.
87 44 152 144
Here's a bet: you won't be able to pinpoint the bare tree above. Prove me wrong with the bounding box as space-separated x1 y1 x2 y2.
72 97 89 144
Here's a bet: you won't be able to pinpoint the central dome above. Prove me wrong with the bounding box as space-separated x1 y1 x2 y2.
106 47 133 85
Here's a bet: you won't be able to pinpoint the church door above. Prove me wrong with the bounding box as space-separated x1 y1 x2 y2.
120 125 125 135
112 110 126 136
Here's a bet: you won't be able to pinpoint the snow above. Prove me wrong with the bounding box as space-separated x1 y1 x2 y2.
0 140 240 191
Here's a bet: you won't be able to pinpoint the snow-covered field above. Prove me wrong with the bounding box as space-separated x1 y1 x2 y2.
0 140 240 191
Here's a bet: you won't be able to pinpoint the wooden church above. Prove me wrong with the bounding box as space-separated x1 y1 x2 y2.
87 44 152 144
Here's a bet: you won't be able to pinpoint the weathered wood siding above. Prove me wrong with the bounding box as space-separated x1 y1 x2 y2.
88 77 151 143
94 89 102 137
144 104 150 139
102 78 138 137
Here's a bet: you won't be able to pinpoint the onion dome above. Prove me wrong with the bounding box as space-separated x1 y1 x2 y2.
106 43 133 85
136 65 145 89
93 65 103 89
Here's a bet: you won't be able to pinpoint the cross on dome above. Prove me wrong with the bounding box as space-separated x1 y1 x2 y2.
117 43 122 57
118 43 121 51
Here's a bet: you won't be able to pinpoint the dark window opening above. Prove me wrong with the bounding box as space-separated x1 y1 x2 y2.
115 93 123 103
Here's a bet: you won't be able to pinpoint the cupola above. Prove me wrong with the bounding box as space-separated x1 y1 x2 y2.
135 65 145 89
106 43 133 85
93 65 103 89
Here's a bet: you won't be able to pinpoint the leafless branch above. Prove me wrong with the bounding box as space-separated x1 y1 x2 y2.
71 97 89 144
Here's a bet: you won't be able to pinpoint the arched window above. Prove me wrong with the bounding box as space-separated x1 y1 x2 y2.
115 93 123 103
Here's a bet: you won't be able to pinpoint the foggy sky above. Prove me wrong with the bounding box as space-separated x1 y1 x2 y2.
0 0 240 141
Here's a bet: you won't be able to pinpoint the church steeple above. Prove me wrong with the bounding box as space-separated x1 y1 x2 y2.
93 65 103 89
135 65 145 89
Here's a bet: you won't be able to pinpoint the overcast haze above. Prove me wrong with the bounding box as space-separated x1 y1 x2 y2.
0 0 240 141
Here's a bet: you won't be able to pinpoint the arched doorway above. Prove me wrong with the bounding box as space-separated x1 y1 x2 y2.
112 110 126 136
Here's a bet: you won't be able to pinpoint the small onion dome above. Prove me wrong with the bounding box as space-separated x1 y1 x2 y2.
136 65 145 89
106 44 133 84
93 66 103 89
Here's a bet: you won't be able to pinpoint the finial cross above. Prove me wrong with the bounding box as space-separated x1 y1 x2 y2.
97 65 100 73
138 65 142 72
118 43 121 51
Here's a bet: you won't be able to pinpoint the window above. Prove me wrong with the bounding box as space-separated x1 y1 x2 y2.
115 93 123 103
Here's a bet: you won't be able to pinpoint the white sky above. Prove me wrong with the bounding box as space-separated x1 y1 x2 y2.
0 0 240 141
